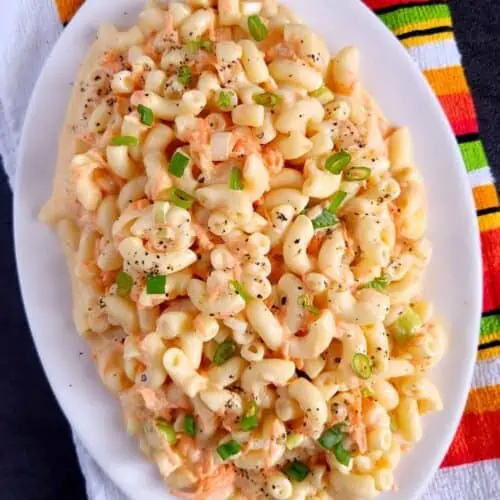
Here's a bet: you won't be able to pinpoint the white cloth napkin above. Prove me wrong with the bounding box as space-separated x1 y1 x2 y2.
0 2 127 499
1 2 493 500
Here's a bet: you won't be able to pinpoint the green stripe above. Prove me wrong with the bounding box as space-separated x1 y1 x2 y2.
379 5 451 32
480 315 500 337
460 140 488 173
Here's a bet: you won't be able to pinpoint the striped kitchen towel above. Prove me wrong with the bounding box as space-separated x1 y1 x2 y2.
1 0 498 499
364 1 500 498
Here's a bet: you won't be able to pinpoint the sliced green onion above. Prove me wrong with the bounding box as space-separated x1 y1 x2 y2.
311 210 339 231
156 418 177 444
138 104 154 126
333 441 351 466
186 38 213 55
199 39 214 52
230 280 252 302
217 440 242 460
217 90 235 110
111 135 138 146
214 341 237 366
285 432 304 450
229 167 244 190
116 271 133 297
308 86 335 105
318 424 346 450
178 65 192 86
168 151 191 178
345 166 371 181
253 91 281 108
184 415 196 437
284 460 310 482
248 15 268 41
168 187 195 209
327 190 347 214
297 295 320 315
325 151 351 175
352 353 372 380
366 274 391 291
241 400 259 431
392 307 422 340
146 275 166 295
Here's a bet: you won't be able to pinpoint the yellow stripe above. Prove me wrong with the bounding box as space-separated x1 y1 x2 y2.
473 184 500 211
478 212 500 232
481 332 500 347
478 345 500 361
393 18 453 36
423 66 470 96
465 385 500 413
401 31 453 49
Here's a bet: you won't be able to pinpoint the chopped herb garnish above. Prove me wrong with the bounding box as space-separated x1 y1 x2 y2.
217 440 241 460
248 15 268 41
308 86 335 105
392 307 422 341
253 91 281 108
217 90 235 110
311 210 339 231
229 167 244 190
156 418 177 444
241 400 259 431
325 151 351 175
333 441 351 466
284 460 310 482
366 274 391 291
168 187 195 209
168 151 190 178
116 271 133 297
327 190 347 213
230 280 252 302
178 65 192 86
146 275 166 295
214 341 237 366
297 295 320 315
318 423 346 450
186 38 213 55
138 104 154 126
184 415 196 437
345 166 371 181
111 135 138 146
352 353 372 379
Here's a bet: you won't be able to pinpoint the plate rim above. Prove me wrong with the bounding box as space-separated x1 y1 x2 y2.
13 0 483 499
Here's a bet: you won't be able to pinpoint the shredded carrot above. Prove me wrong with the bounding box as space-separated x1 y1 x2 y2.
347 389 367 454
192 223 215 251
261 144 284 175
174 464 236 500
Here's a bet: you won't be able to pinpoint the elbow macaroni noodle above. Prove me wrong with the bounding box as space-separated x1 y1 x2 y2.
41 1 445 498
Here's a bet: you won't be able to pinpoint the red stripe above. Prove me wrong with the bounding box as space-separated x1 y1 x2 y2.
481 228 500 313
438 92 478 135
363 0 432 9
441 410 500 467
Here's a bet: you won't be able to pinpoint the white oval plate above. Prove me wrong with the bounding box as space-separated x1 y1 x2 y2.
14 1 482 499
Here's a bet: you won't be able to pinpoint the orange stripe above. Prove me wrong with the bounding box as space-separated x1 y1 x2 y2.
424 66 470 96
465 385 500 414
473 184 500 211
442 410 500 467
478 345 500 361
55 0 85 24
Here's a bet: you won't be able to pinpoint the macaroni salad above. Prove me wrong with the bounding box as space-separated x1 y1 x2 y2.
41 1 445 498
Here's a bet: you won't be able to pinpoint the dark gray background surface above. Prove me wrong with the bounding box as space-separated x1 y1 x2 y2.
0 1 498 499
